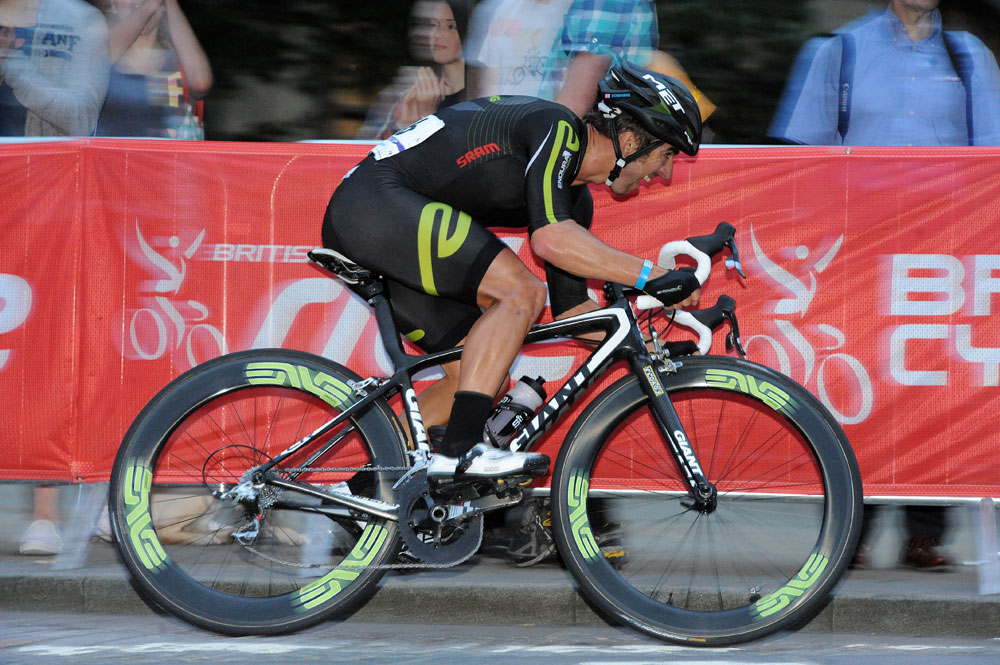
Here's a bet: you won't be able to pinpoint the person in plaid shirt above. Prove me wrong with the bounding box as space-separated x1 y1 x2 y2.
541 0 658 114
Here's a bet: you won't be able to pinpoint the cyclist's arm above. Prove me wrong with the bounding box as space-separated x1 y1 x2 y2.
519 107 698 308
553 52 612 117
531 219 699 309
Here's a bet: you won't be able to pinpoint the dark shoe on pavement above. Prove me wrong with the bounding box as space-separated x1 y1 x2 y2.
902 537 953 571
849 542 870 569
505 498 557 567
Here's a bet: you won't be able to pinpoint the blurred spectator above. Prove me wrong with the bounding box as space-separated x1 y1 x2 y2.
468 0 715 124
769 0 1000 145
769 0 1000 571
19 487 62 555
468 0 571 97
2 0 110 556
357 0 475 139
94 0 212 138
0 0 110 136
542 0 659 116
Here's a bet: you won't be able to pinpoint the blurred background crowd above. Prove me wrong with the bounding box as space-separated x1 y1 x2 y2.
1 0 998 143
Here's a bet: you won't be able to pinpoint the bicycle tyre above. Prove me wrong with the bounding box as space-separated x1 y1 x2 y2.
109 349 408 635
550 355 862 646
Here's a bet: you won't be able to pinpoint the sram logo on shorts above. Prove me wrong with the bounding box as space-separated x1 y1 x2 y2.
457 142 500 167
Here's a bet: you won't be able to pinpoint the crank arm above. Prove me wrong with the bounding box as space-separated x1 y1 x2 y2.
444 490 524 523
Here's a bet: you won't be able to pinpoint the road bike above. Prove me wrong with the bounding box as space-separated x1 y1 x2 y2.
108 223 863 646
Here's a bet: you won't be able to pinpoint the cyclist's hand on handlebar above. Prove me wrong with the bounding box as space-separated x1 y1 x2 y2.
644 269 701 308
670 287 701 310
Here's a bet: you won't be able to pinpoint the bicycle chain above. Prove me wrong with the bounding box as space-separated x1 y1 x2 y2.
242 464 479 570
236 539 478 571
282 466 409 473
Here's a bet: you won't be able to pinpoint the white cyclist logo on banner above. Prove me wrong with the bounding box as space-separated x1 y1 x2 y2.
746 225 874 425
126 223 227 368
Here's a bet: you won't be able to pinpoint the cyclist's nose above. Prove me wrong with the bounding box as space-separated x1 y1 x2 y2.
658 155 674 180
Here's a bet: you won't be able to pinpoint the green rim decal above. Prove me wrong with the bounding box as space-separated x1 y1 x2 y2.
293 524 388 611
246 362 356 409
750 552 828 620
567 469 601 562
417 202 472 296
123 462 169 572
705 368 798 416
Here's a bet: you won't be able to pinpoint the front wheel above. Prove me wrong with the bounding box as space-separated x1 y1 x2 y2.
108 349 408 635
551 356 862 646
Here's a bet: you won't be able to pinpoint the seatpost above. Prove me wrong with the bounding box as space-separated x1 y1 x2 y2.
362 287 409 370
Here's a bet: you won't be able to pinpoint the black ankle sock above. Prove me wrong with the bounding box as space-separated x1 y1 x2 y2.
439 391 494 457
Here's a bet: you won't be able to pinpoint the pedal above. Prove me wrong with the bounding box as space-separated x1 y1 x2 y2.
601 544 628 569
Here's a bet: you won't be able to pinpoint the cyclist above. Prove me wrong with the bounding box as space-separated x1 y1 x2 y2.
321 59 702 482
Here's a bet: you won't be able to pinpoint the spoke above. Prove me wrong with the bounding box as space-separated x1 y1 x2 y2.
714 427 803 488
712 406 765 482
720 453 820 496
599 441 685 490
623 504 693 581
620 413 687 485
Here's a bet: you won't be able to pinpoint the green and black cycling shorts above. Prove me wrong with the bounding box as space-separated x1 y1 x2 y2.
321 159 504 352
322 157 594 353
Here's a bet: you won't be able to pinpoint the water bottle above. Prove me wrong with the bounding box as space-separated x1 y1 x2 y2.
484 376 547 448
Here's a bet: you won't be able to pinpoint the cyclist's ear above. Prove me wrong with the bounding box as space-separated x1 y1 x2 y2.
618 130 640 156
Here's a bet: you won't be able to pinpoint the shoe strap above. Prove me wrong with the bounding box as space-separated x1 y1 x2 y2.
456 446 486 474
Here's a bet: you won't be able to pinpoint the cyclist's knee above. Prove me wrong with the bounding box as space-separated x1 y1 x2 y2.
482 273 545 318
517 276 548 319
478 252 546 317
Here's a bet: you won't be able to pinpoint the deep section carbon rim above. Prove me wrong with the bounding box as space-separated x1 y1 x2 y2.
552 357 861 645
109 350 405 635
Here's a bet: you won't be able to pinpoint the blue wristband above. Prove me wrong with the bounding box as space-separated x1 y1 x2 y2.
634 259 654 291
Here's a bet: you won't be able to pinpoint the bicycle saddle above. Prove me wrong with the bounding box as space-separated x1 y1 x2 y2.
308 248 380 286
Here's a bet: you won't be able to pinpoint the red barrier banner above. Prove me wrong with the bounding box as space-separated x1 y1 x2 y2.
0 140 997 498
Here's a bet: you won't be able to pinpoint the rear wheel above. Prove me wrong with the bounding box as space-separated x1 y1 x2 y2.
109 349 407 635
551 356 862 646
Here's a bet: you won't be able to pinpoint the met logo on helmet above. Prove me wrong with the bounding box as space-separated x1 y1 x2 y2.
641 74 684 113
457 142 500 168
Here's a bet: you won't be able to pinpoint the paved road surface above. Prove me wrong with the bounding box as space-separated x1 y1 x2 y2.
3 613 1000 665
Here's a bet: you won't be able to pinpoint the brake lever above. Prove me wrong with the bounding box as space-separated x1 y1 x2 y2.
724 235 746 279
723 307 746 357
674 295 746 357
686 222 746 279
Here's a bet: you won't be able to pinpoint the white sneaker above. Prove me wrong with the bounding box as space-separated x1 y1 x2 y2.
93 504 113 543
20 519 63 556
426 444 550 482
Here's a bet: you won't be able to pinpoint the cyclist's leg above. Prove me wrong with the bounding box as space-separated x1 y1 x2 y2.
458 248 547 397
436 248 546 457
324 174 546 471
378 279 481 433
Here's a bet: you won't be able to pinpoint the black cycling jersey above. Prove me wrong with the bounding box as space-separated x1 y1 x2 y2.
322 96 593 352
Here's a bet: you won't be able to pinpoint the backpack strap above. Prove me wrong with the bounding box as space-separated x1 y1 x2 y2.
836 32 856 142
942 31 974 144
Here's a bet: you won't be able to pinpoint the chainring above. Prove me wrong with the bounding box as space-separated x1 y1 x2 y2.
395 467 483 565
